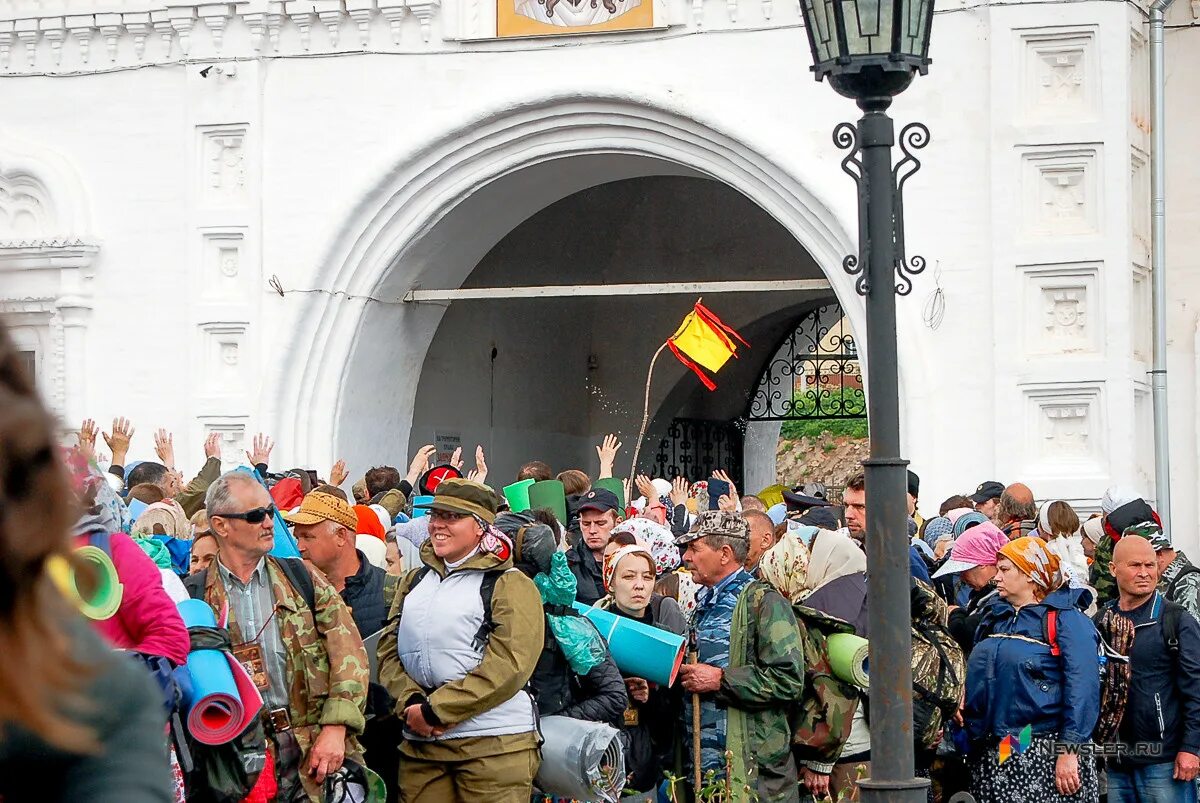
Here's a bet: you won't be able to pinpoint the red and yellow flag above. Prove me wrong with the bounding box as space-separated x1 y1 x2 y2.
666 301 749 390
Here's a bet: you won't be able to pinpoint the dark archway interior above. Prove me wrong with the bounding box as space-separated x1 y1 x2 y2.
408 174 835 483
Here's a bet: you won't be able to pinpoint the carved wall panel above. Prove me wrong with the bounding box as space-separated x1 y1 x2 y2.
1131 148 1149 263
1021 263 1100 355
1023 383 1106 473
1020 28 1097 122
1020 148 1100 239
198 126 247 208
199 321 247 392
200 229 247 299
1132 264 1151 362
201 420 247 469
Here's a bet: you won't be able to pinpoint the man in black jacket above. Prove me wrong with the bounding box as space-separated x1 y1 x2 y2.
1099 536 1200 801
568 488 621 605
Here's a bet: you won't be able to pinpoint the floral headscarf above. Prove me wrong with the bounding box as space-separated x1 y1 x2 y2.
602 544 656 594
922 516 954 550
759 528 812 604
611 518 680 575
999 536 1062 592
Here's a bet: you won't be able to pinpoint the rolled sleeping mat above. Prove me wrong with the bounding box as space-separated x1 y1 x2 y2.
47 548 124 621
535 715 626 803
528 480 567 525
826 632 870 689
177 599 264 745
503 479 536 513
572 602 686 687
591 478 626 510
410 495 434 518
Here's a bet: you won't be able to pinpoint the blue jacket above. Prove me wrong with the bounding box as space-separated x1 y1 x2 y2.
964 586 1100 746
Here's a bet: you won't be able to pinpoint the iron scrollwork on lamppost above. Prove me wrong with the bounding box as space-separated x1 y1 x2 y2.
834 120 930 297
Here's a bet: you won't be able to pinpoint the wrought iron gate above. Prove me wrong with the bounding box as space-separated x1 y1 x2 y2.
746 301 866 422
652 418 744 483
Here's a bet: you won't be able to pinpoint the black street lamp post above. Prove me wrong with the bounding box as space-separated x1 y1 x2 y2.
796 1 934 802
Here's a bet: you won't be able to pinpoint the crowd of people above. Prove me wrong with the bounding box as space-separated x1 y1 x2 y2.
1 320 1199 803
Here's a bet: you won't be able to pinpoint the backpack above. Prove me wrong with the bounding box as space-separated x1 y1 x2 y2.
909 580 967 755
1166 565 1200 602
789 604 862 765
184 556 317 615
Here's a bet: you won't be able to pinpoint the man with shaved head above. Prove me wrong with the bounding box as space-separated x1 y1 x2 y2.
994 482 1038 540
1095 534 1200 801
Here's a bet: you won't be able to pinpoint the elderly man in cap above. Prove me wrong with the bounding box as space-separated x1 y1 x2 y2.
568 487 622 605
677 510 805 803
186 471 369 802
377 478 544 802
287 491 388 638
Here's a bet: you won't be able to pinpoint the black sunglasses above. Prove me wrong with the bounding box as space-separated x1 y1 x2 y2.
212 504 278 524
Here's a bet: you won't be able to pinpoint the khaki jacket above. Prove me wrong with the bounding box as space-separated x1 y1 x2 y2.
377 542 545 760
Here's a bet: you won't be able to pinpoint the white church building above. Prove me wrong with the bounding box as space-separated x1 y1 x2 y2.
2 0 1198 550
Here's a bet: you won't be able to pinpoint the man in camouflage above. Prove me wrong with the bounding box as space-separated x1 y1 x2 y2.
1091 493 1160 607
191 471 369 802
1124 523 1200 622
677 510 806 803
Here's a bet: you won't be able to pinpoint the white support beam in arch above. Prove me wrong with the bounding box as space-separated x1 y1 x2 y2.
402 279 832 303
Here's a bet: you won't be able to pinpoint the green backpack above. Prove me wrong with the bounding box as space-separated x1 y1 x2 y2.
910 580 967 754
789 604 863 767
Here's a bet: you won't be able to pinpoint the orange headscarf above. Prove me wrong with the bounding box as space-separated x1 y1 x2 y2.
998 536 1062 593
354 504 386 541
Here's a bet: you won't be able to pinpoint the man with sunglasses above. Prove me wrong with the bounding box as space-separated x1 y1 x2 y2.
189 471 368 803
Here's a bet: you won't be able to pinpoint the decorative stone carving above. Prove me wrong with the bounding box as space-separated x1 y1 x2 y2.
125 14 151 60
1131 147 1149 262
0 171 50 238
66 16 94 64
200 322 248 389
201 230 247 297
202 421 247 468
1020 148 1099 239
1023 384 1106 473
1021 263 1100 355
1021 29 1097 121
200 127 247 207
40 18 64 66
379 4 406 44
95 13 123 62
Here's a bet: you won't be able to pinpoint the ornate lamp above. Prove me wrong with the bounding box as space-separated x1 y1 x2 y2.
798 0 934 103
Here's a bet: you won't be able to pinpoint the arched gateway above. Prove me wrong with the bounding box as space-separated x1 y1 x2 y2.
271 98 895 486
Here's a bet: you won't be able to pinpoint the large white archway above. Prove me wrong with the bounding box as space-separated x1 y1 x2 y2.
268 97 904 471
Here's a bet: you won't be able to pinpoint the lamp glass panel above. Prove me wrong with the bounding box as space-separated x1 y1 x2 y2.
846 0 889 55
803 0 840 63
899 0 932 58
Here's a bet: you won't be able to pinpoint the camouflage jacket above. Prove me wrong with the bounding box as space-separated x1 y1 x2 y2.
1091 532 1117 607
198 557 368 802
688 573 806 803
1160 551 1200 623
788 605 860 774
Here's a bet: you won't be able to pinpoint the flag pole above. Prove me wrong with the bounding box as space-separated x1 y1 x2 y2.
630 341 669 482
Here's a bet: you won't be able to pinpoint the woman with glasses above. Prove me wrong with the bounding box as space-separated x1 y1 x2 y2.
377 479 546 802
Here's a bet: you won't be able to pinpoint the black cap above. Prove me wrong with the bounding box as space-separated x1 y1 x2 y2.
797 506 841 530
969 480 1004 504
783 490 832 512
907 469 920 498
576 488 620 515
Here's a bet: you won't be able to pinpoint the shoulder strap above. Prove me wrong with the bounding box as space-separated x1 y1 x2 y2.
650 593 667 621
275 557 317 615
89 530 113 558
1161 602 1183 658
1044 609 1062 657
1167 565 1200 599
473 569 506 650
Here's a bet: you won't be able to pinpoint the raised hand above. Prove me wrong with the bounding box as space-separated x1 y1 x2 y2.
245 433 274 466
102 417 134 465
596 434 622 479
450 446 464 471
670 476 689 507
204 432 222 460
78 418 98 460
467 445 488 484
154 428 176 469
406 444 436 486
712 469 739 511
329 459 349 487
635 474 657 502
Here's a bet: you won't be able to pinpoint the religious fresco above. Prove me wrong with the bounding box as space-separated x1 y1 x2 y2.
498 0 653 38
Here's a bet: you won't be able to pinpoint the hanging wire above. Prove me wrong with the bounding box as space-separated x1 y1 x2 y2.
922 260 945 331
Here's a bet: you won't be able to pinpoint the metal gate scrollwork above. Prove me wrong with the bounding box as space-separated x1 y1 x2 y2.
746 302 866 422
652 418 744 484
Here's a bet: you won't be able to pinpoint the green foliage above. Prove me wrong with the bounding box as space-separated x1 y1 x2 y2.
778 388 869 441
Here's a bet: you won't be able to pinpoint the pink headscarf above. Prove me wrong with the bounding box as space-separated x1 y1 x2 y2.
946 521 1009 567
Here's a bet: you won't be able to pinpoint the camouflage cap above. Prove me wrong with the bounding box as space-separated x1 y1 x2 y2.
1124 520 1171 551
677 509 750 546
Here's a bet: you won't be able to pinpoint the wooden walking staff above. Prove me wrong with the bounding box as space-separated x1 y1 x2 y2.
688 632 702 795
